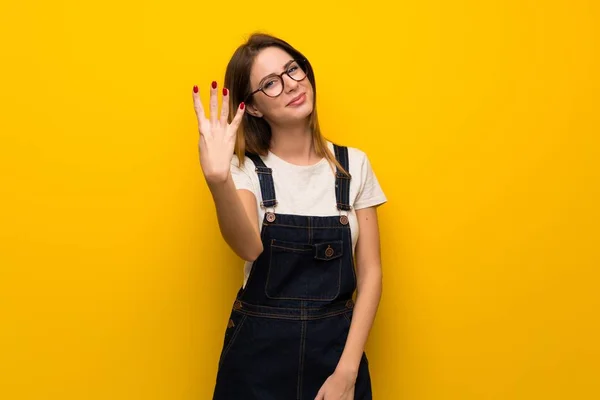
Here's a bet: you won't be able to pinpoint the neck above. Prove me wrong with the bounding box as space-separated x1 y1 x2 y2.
269 119 320 166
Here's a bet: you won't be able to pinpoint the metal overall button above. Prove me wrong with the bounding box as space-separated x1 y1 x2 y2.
314 241 343 261
339 215 349 225
261 201 277 223
325 245 335 258
233 300 242 310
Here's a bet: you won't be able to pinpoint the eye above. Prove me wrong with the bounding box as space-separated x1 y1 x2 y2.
288 65 298 74
263 79 277 89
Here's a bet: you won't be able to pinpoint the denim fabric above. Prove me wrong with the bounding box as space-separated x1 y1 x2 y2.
213 145 372 399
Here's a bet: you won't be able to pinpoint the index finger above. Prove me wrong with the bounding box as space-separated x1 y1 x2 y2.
192 85 206 122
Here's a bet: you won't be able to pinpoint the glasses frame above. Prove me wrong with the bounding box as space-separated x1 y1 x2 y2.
244 58 308 103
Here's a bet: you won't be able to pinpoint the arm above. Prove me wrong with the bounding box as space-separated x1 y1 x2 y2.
192 82 262 262
336 205 383 376
208 174 263 262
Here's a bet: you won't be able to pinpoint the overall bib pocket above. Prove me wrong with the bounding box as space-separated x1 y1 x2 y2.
266 239 343 300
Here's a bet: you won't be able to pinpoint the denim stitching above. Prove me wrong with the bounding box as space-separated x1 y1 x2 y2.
271 239 313 252
336 172 342 211
297 320 307 400
249 154 278 211
314 240 343 260
347 228 357 288
233 308 350 320
265 244 343 301
264 224 350 230
336 202 352 210
218 313 247 368
232 300 351 311
342 310 353 327
334 145 352 211
272 245 313 253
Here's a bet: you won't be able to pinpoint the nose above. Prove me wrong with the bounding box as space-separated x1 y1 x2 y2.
282 74 299 93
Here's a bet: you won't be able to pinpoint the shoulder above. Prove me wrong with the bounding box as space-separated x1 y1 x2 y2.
331 143 387 209
328 141 369 169
346 145 368 165
231 153 256 173
230 154 259 193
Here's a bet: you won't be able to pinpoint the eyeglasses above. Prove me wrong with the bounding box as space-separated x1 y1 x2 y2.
245 59 308 102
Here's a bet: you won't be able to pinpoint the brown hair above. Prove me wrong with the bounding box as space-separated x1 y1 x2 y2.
224 32 349 176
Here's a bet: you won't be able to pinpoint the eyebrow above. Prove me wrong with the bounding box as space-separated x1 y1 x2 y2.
258 59 296 85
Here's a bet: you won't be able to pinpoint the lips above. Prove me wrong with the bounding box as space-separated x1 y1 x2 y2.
286 93 306 106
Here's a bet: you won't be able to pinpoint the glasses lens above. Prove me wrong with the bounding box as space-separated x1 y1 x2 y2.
261 60 308 97
287 60 307 82
262 76 283 97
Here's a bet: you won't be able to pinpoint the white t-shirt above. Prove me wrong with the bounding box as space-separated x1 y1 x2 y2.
230 140 387 288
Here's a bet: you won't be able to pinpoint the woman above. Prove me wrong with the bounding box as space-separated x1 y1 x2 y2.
192 33 387 400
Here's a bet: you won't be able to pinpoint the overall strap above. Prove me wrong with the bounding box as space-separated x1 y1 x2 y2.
245 152 278 208
333 144 352 212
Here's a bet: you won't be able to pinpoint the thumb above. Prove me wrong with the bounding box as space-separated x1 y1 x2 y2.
314 387 325 400
229 102 246 133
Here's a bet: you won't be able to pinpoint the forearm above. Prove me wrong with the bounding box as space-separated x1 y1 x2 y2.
336 265 382 375
208 173 263 261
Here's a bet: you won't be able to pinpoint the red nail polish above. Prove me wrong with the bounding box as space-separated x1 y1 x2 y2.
193 85 198 93
223 88 228 96
212 81 217 89
240 102 245 110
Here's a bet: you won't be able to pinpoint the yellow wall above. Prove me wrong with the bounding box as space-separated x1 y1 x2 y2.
1 0 598 398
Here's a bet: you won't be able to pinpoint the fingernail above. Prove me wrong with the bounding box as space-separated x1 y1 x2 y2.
222 88 228 96
240 102 245 110
193 85 198 93
212 81 217 89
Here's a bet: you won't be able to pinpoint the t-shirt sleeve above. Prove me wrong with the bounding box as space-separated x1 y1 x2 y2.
230 155 256 193
353 152 387 210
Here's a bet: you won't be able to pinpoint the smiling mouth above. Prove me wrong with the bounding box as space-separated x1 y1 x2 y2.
287 93 306 106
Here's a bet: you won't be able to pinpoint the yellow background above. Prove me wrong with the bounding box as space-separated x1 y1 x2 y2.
1 0 598 398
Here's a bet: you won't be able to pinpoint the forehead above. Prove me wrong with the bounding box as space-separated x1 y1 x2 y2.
251 47 294 83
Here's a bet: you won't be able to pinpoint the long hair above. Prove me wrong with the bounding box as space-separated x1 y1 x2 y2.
224 32 349 176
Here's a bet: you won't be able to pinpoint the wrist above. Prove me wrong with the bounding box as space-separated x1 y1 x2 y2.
206 171 231 189
334 360 359 380
206 173 234 201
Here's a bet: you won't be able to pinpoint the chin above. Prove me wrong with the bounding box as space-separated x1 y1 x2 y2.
284 107 313 124
288 99 314 116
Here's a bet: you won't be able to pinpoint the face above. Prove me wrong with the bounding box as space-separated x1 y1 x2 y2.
246 46 314 125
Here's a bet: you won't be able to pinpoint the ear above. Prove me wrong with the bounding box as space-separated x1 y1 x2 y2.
245 103 264 118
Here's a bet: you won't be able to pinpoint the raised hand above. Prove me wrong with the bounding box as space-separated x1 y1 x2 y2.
192 81 245 184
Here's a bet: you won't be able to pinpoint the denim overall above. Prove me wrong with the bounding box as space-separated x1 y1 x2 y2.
213 145 372 400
